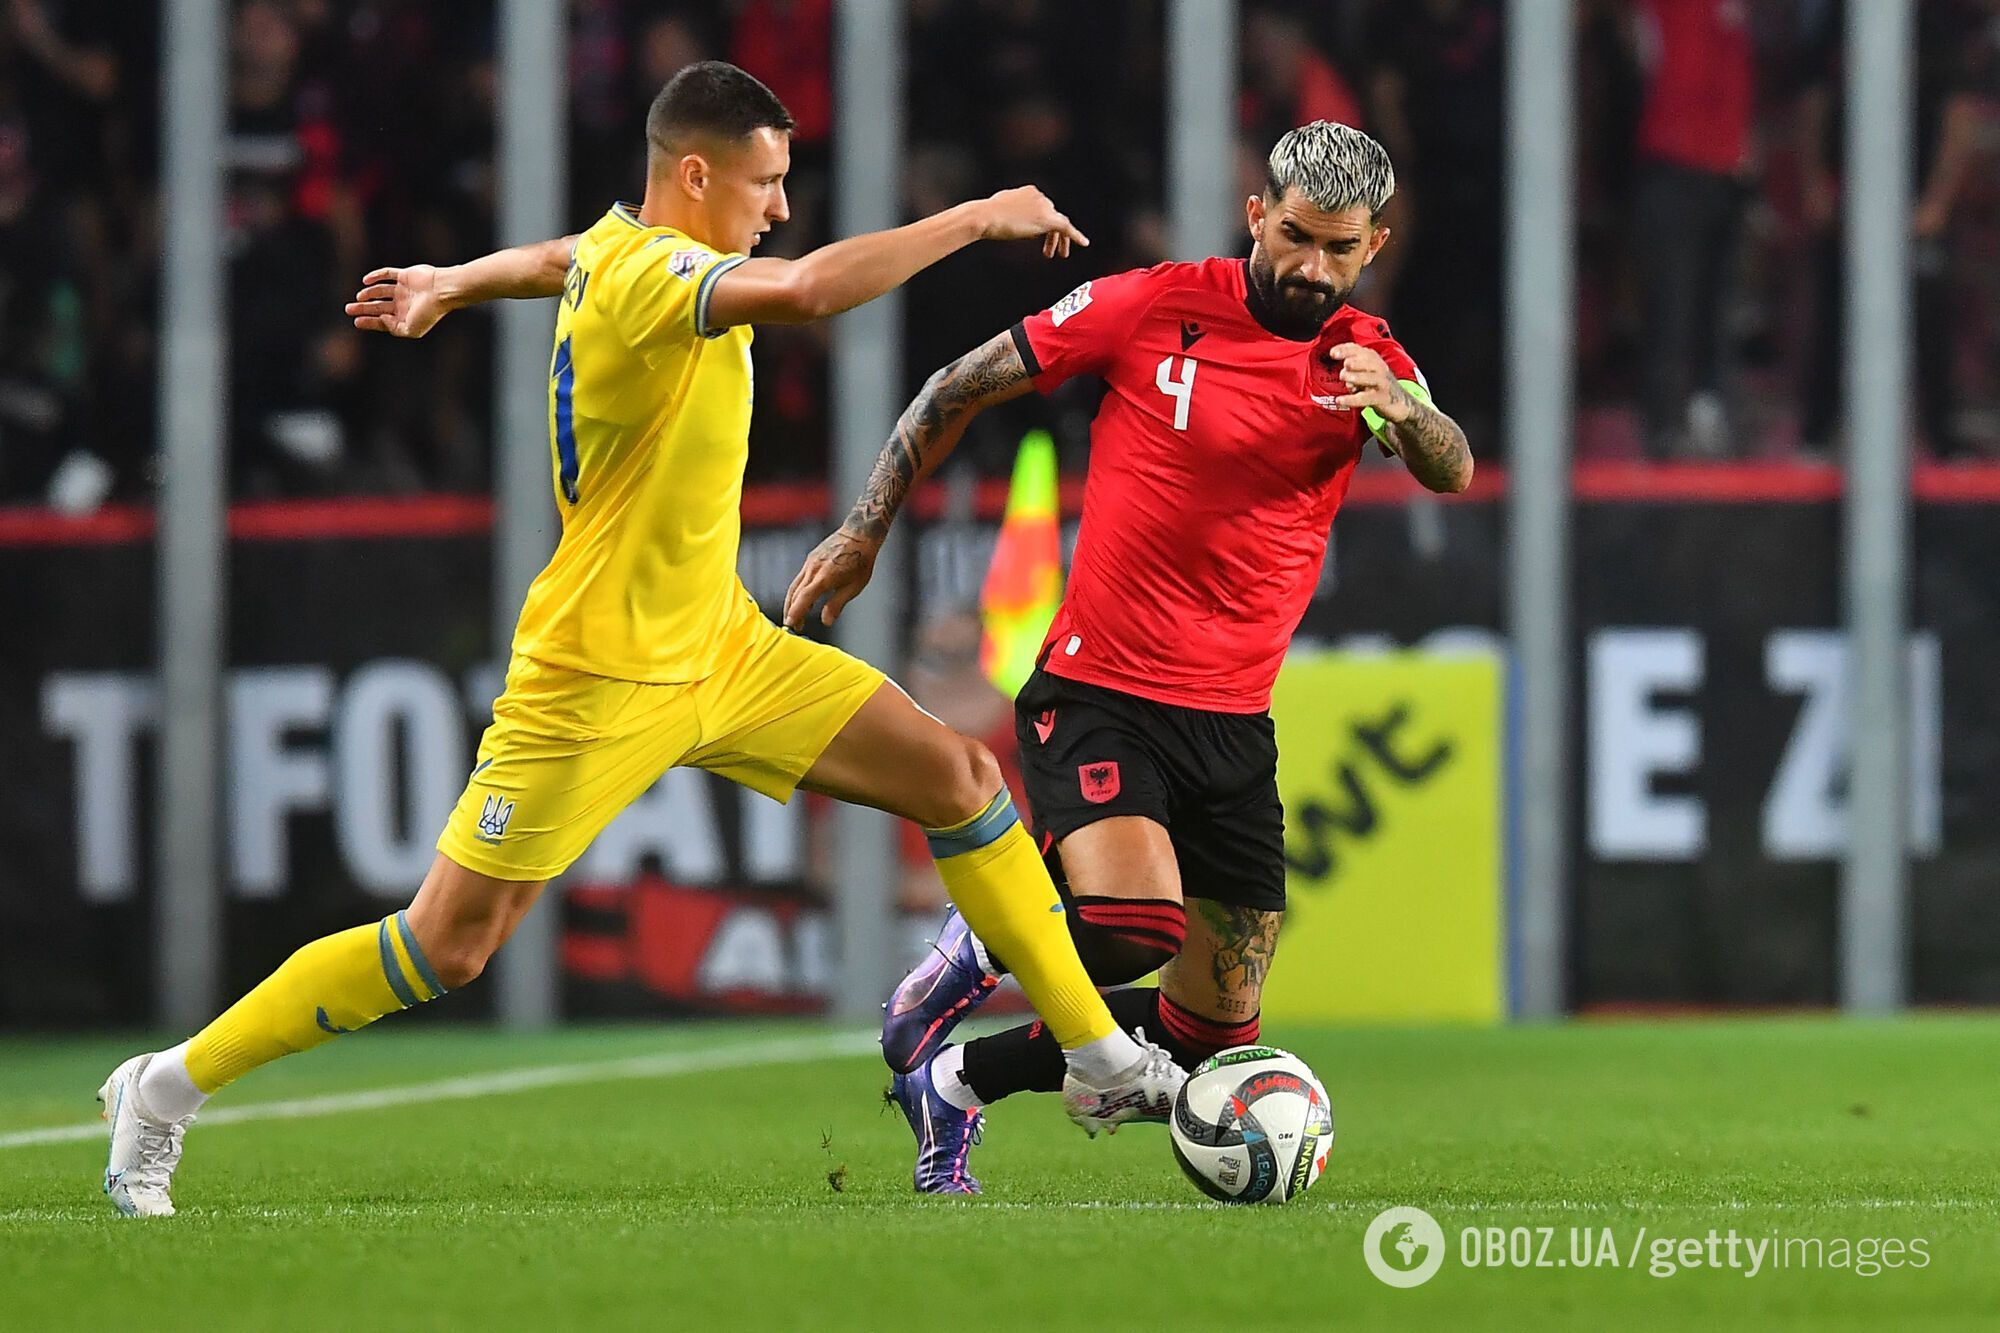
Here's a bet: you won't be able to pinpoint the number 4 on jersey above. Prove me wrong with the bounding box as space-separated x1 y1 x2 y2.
1156 355 1197 431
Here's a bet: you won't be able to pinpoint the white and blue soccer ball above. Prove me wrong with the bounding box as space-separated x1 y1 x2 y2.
1169 1045 1334 1205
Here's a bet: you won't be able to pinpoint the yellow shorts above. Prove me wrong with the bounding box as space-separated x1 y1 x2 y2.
437 617 885 882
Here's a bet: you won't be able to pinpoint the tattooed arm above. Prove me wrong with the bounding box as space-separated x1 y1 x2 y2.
1378 394 1474 494
782 330 1035 629
1328 340 1474 494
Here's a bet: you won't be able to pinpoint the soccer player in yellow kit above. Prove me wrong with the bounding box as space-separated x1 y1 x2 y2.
97 62 1182 1217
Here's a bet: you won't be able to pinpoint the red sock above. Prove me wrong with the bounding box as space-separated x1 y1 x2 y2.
1153 991 1259 1063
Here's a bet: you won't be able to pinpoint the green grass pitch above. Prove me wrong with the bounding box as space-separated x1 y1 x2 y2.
2 1017 1996 1331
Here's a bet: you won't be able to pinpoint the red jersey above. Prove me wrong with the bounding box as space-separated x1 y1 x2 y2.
1635 0 1754 175
1014 257 1422 714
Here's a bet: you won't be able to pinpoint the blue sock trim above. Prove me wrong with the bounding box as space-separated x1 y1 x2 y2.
925 791 1022 861
393 910 448 999
377 917 420 1009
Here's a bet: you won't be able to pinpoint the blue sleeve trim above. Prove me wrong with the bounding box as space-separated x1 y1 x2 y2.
695 255 750 339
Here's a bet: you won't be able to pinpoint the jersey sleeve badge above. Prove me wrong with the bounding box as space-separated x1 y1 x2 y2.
1048 281 1093 327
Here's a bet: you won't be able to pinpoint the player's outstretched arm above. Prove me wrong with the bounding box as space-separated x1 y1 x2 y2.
1328 341 1474 494
783 331 1035 629
345 235 577 338
707 187 1086 331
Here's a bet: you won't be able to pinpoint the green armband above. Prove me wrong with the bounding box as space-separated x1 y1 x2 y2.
1363 378 1434 454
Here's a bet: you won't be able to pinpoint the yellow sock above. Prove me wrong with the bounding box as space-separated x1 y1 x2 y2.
927 791 1115 1049
183 910 448 1094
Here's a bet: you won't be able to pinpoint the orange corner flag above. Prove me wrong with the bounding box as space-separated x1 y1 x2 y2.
979 430 1063 699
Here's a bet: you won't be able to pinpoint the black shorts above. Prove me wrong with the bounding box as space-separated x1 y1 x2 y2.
1014 666 1287 913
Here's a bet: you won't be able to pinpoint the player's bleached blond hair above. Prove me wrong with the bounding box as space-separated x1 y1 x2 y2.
1265 121 1396 218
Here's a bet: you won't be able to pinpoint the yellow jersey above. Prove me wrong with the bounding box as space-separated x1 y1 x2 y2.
511 204 761 682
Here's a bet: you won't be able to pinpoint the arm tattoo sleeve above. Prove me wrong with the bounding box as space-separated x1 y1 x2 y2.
1382 388 1474 494
843 333 1031 541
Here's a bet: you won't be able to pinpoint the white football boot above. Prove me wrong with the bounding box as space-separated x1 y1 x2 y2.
1061 1032 1186 1137
98 1053 191 1217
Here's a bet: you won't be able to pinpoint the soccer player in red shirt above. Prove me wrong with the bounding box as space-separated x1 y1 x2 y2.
786 121 1471 1193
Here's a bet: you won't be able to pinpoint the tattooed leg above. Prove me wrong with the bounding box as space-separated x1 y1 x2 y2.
953 899 1280 1103
1161 899 1282 1027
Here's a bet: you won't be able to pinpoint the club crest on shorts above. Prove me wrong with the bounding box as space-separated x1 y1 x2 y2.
474 793 515 844
1078 761 1121 804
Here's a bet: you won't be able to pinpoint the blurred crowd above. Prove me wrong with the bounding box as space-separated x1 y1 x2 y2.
1 0 1997 508
1572 0 2000 461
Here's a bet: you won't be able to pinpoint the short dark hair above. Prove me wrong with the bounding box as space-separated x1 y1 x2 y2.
646 61 795 155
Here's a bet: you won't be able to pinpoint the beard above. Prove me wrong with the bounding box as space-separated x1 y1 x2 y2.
1245 247 1351 341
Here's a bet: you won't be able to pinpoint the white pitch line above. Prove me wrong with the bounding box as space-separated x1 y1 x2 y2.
1305 1198 1995 1214
0 1030 880 1150
8 1196 1989 1225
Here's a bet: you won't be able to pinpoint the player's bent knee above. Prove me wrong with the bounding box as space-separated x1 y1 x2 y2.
405 856 545 990
926 736 1006 830
956 738 1006 812
1070 896 1186 985
413 908 517 990
425 939 496 991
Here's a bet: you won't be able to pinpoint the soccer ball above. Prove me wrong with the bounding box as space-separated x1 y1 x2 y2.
1169 1045 1333 1204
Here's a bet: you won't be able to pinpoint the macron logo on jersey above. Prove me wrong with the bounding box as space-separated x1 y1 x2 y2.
1048 281 1093 327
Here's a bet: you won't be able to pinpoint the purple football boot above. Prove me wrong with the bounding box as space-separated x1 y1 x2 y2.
888 1052 984 1195
881 906 998 1075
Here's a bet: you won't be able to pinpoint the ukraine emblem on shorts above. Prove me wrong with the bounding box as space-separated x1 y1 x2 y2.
475 793 516 845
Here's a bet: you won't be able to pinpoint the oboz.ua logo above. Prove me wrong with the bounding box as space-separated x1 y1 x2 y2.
1365 1206 1446 1288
